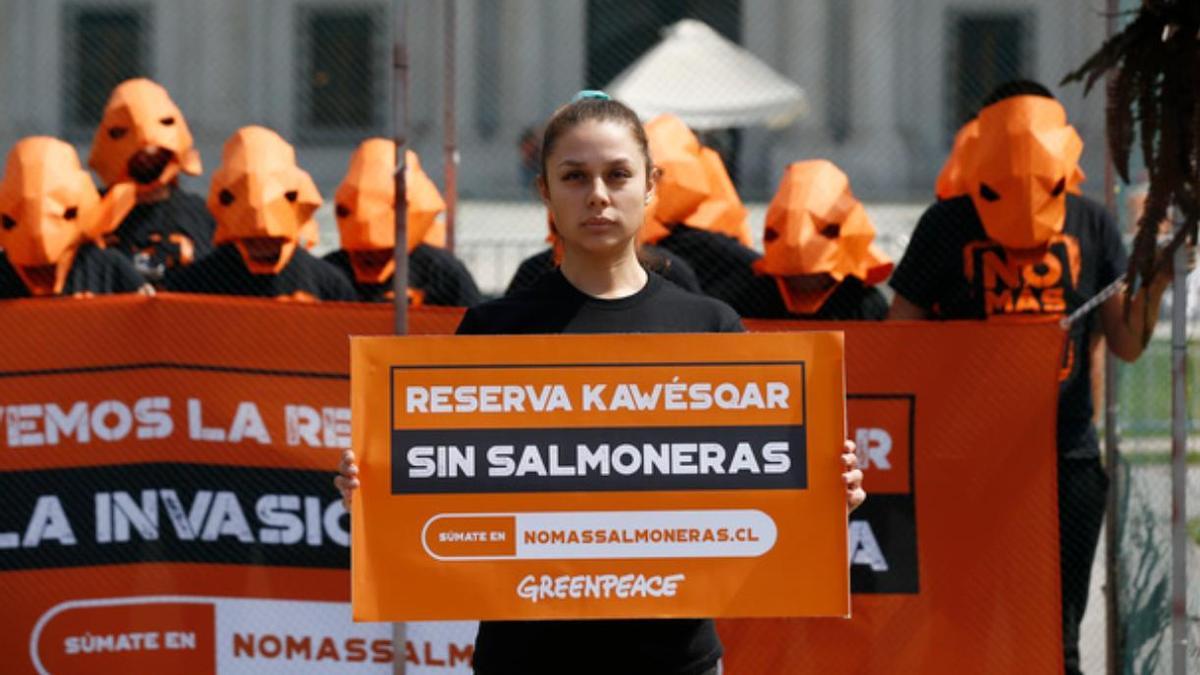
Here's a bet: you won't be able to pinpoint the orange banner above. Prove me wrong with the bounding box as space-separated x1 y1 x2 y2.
0 296 1064 673
719 318 1065 674
351 332 850 621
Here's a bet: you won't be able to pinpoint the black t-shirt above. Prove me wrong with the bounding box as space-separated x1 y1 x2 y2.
505 244 703 297
711 272 889 321
458 269 742 675
889 194 1127 457
323 244 483 306
655 226 766 317
103 186 216 284
164 243 357 301
0 243 144 298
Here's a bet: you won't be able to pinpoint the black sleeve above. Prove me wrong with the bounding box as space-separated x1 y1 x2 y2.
719 309 747 333
860 287 890 321
888 203 959 311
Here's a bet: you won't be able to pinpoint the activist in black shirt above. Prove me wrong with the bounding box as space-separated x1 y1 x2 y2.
87 79 213 285
654 225 766 316
715 160 893 321
165 243 356 301
335 93 864 675
324 243 482 305
504 243 702 297
164 126 356 302
888 84 1173 675
328 139 482 306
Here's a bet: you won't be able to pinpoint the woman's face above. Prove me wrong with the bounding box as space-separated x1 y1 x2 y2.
539 120 651 258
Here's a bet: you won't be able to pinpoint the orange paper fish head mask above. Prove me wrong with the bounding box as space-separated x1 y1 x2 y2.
755 160 893 314
685 147 751 245
643 115 709 229
88 78 202 192
334 139 446 284
0 137 135 295
208 126 321 275
962 96 1084 249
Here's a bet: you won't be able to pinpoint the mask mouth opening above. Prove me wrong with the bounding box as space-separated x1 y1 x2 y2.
349 249 394 278
241 237 288 267
19 263 59 294
127 147 175 185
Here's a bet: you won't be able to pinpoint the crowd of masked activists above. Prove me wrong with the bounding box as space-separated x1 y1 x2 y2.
0 77 895 317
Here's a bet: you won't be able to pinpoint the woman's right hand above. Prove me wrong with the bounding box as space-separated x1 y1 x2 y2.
334 449 359 508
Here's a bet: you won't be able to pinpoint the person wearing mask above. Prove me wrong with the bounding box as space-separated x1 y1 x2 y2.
164 126 355 301
888 81 1177 675
0 136 142 298
722 160 891 320
88 78 215 285
324 139 481 306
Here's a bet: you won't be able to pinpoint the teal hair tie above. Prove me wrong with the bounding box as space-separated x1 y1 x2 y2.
571 90 611 103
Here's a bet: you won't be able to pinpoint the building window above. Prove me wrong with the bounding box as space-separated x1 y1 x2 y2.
947 12 1033 138
585 0 741 89
64 5 151 134
825 0 851 144
298 5 385 140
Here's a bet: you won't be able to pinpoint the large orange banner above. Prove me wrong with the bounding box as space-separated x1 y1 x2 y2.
0 296 1064 673
351 333 849 621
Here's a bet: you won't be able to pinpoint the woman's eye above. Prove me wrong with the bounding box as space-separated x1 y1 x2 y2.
562 171 584 181
609 169 632 180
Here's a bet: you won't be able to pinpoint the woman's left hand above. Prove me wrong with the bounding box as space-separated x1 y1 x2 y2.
842 440 865 513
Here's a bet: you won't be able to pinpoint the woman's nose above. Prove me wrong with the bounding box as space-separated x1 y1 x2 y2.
586 176 610 208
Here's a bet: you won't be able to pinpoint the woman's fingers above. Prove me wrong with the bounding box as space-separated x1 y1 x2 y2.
842 440 865 512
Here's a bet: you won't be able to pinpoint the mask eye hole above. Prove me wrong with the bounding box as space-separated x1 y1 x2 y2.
980 183 1000 202
218 189 235 206
159 116 176 126
63 207 78 220
763 227 779 243
1 214 15 231
819 223 841 239
285 190 298 203
335 204 351 218
1051 177 1066 197
107 126 128 140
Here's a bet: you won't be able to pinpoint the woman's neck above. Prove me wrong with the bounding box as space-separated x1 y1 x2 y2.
559 244 647 299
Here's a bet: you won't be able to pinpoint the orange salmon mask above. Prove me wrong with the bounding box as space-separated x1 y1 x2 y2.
208 126 321 275
937 115 1085 202
0 137 135 295
88 78 202 194
686 147 751 245
334 139 447 284
642 115 709 243
959 96 1085 249
754 160 893 315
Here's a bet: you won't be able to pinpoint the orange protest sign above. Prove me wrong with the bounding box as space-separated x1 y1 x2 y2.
722 318 1066 673
351 332 849 621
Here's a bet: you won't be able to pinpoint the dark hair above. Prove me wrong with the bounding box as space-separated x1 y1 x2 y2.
539 98 653 185
981 80 1055 108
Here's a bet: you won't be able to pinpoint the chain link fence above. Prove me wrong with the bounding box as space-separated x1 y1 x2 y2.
0 0 1194 672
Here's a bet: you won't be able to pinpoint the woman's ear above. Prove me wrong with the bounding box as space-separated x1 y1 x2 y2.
645 165 661 204
535 175 550 206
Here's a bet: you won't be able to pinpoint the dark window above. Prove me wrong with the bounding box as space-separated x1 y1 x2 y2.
300 7 383 136
948 13 1032 138
474 1 501 140
826 0 851 144
64 6 150 132
585 0 741 89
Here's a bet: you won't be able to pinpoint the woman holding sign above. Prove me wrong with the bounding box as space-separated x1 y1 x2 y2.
337 92 865 675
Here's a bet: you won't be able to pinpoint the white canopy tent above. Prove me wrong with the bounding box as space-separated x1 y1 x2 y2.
606 19 807 130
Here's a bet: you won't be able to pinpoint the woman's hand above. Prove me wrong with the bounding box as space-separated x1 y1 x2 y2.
842 440 865 513
334 449 359 509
